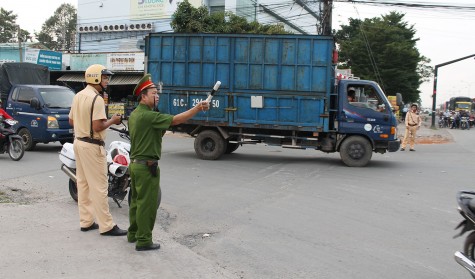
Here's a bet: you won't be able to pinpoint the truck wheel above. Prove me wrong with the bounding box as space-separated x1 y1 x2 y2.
194 130 226 160
225 142 239 154
18 128 36 151
339 136 372 167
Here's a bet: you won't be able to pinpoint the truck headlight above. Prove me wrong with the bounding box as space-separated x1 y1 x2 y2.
47 116 59 129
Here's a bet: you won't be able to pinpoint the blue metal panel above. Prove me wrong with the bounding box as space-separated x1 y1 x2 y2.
158 90 227 122
233 94 325 129
147 33 334 131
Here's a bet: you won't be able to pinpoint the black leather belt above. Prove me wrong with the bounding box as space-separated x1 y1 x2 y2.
131 159 159 165
76 137 105 146
408 123 418 126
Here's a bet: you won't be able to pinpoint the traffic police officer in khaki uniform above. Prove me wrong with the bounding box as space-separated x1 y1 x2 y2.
128 74 210 251
400 103 422 151
69 64 127 236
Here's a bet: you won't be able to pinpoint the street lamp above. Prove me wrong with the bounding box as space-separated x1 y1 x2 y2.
431 54 475 128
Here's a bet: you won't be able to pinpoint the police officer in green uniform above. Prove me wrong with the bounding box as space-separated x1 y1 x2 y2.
128 74 210 251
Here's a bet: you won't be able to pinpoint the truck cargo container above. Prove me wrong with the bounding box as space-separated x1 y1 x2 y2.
145 33 400 167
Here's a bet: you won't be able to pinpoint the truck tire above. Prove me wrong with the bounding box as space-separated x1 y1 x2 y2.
18 128 36 151
194 130 226 160
339 136 372 167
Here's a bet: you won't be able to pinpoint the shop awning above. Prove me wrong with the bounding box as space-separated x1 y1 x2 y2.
57 73 142 85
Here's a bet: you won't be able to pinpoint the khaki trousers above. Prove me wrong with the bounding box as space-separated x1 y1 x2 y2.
401 125 418 149
74 140 115 233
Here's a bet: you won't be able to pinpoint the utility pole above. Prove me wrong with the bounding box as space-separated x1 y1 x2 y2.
17 25 23 62
321 0 333 35
430 54 475 128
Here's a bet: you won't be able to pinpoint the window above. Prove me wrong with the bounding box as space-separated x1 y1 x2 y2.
40 87 75 109
17 87 36 104
347 85 386 113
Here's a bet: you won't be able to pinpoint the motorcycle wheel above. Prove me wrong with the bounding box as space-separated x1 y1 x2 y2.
8 138 24 161
128 186 161 210
69 179 78 202
463 231 475 279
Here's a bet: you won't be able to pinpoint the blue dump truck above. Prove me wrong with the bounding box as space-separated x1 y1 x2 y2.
0 63 75 150
146 33 400 167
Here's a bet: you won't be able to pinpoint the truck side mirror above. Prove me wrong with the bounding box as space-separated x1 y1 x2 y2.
30 97 41 110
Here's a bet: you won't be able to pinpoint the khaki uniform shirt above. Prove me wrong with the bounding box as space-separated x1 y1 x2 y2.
69 85 107 141
405 110 421 127
129 104 173 160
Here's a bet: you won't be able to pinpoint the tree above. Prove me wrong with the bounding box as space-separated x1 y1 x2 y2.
171 0 290 35
36 4 77 51
335 12 432 103
0 8 30 43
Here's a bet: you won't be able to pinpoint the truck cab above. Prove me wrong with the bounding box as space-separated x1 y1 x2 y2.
336 79 400 155
5 85 75 150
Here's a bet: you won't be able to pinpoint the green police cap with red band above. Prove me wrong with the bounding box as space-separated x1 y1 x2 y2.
133 74 157 96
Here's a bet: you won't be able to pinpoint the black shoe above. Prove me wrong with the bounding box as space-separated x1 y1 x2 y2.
400 148 405 151
101 225 127 236
136 243 160 251
80 222 99 232
410 149 415 151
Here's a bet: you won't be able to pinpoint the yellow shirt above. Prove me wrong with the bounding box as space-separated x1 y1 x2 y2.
405 110 421 127
69 85 107 140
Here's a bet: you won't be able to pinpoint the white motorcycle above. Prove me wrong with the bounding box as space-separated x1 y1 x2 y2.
59 122 161 208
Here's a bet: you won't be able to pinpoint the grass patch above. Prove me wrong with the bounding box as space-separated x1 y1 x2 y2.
0 190 12 203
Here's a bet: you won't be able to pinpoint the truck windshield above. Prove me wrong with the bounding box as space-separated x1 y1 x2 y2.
457 103 471 110
348 84 391 113
40 88 75 109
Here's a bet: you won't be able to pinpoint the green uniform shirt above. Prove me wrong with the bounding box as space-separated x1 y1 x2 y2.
129 104 173 160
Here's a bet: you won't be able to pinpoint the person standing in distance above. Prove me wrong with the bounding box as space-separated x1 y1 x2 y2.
400 103 422 152
68 64 127 236
127 74 210 251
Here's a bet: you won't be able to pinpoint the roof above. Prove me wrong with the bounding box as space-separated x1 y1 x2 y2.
57 73 142 85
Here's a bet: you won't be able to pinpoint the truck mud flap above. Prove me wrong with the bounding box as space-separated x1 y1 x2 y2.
387 140 401 152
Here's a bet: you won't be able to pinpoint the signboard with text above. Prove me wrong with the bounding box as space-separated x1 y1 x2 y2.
129 0 200 20
106 53 144 71
25 49 62 70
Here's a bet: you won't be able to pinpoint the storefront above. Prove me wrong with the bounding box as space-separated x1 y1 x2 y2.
52 70 143 118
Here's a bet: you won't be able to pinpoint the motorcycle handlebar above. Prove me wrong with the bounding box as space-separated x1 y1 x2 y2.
109 126 129 135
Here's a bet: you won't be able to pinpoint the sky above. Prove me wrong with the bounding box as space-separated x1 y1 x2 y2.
1 0 474 108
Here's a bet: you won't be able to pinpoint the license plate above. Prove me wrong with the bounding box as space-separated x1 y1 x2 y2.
69 129 74 133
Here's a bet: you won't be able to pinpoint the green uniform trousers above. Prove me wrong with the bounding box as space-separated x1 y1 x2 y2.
128 163 160 247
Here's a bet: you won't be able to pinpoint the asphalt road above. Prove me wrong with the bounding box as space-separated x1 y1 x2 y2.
0 125 473 279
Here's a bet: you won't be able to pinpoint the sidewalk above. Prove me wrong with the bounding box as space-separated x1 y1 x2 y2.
397 115 453 144
0 194 237 279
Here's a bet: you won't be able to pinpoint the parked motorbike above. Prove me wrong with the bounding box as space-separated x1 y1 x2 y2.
59 122 161 208
0 116 25 161
439 116 450 128
454 191 475 278
460 116 470 130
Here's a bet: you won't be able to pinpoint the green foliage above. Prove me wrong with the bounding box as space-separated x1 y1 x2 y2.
171 0 290 35
335 12 432 103
0 8 30 43
36 4 77 51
